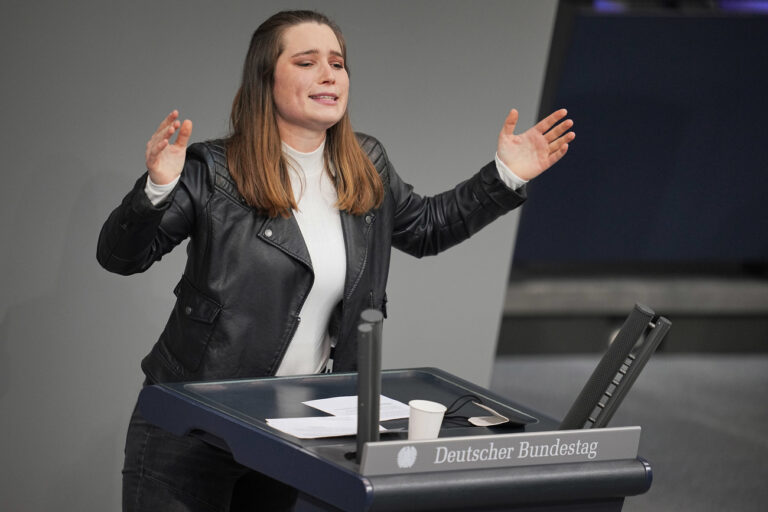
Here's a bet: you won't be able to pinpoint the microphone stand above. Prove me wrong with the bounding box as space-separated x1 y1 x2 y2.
356 309 384 463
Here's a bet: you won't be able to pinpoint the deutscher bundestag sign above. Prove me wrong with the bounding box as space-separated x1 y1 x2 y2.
360 426 641 476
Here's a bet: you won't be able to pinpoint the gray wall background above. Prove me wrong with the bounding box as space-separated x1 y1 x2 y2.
0 1 557 510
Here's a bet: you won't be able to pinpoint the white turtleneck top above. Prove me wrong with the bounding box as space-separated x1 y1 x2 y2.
144 145 526 376
274 141 346 375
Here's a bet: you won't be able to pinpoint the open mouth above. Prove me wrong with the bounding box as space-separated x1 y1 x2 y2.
309 94 339 103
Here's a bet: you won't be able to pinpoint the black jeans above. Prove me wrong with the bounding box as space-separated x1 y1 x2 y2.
122 403 298 511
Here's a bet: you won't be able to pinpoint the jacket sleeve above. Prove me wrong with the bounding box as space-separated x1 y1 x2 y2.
364 135 528 258
96 148 212 275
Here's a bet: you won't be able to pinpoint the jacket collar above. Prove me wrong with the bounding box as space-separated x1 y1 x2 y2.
205 138 375 292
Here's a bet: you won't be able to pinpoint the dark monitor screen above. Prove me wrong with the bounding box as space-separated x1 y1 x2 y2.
513 7 768 275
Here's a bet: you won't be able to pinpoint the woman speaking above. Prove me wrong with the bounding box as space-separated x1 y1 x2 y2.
97 9 574 512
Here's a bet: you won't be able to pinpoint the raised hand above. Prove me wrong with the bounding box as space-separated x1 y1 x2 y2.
145 110 193 185
496 108 574 181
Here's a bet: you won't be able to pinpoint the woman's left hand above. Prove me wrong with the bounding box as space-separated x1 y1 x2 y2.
496 108 575 181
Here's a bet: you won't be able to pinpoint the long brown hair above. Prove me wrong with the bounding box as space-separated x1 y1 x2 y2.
226 10 383 218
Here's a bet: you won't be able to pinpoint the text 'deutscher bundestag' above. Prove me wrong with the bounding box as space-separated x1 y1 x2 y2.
360 426 640 476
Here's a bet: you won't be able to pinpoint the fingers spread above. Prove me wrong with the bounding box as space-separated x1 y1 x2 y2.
535 108 567 133
149 118 175 144
165 122 179 141
502 108 519 136
547 142 570 167
155 110 179 133
547 130 575 153
544 118 573 143
174 119 193 147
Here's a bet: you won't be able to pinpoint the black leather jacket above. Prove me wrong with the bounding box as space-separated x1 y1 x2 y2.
97 134 526 383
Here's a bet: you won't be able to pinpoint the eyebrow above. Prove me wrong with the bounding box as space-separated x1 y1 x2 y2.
290 49 343 58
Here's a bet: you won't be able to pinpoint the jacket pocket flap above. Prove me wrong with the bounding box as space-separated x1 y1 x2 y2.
176 276 222 324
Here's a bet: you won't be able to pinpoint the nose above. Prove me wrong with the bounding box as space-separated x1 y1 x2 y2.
318 62 336 84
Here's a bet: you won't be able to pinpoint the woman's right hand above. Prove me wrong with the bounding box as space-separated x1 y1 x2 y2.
145 110 193 185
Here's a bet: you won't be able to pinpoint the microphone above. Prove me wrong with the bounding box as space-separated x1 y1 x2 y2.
356 309 384 463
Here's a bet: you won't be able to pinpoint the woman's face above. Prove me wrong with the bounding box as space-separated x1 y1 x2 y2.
272 22 349 143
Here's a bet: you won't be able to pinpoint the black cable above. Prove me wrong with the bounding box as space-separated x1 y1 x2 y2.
443 394 483 422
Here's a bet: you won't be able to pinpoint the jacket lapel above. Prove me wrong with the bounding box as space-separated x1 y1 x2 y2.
258 214 313 270
258 209 373 298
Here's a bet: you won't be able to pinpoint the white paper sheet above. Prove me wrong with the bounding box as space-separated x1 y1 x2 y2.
302 395 410 421
265 416 387 439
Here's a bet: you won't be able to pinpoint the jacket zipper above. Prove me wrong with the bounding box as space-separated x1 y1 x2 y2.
345 249 368 301
344 217 373 301
272 273 312 373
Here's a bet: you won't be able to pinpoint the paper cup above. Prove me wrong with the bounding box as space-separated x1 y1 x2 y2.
408 400 447 440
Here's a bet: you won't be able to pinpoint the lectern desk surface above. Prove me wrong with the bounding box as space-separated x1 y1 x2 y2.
138 368 651 512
